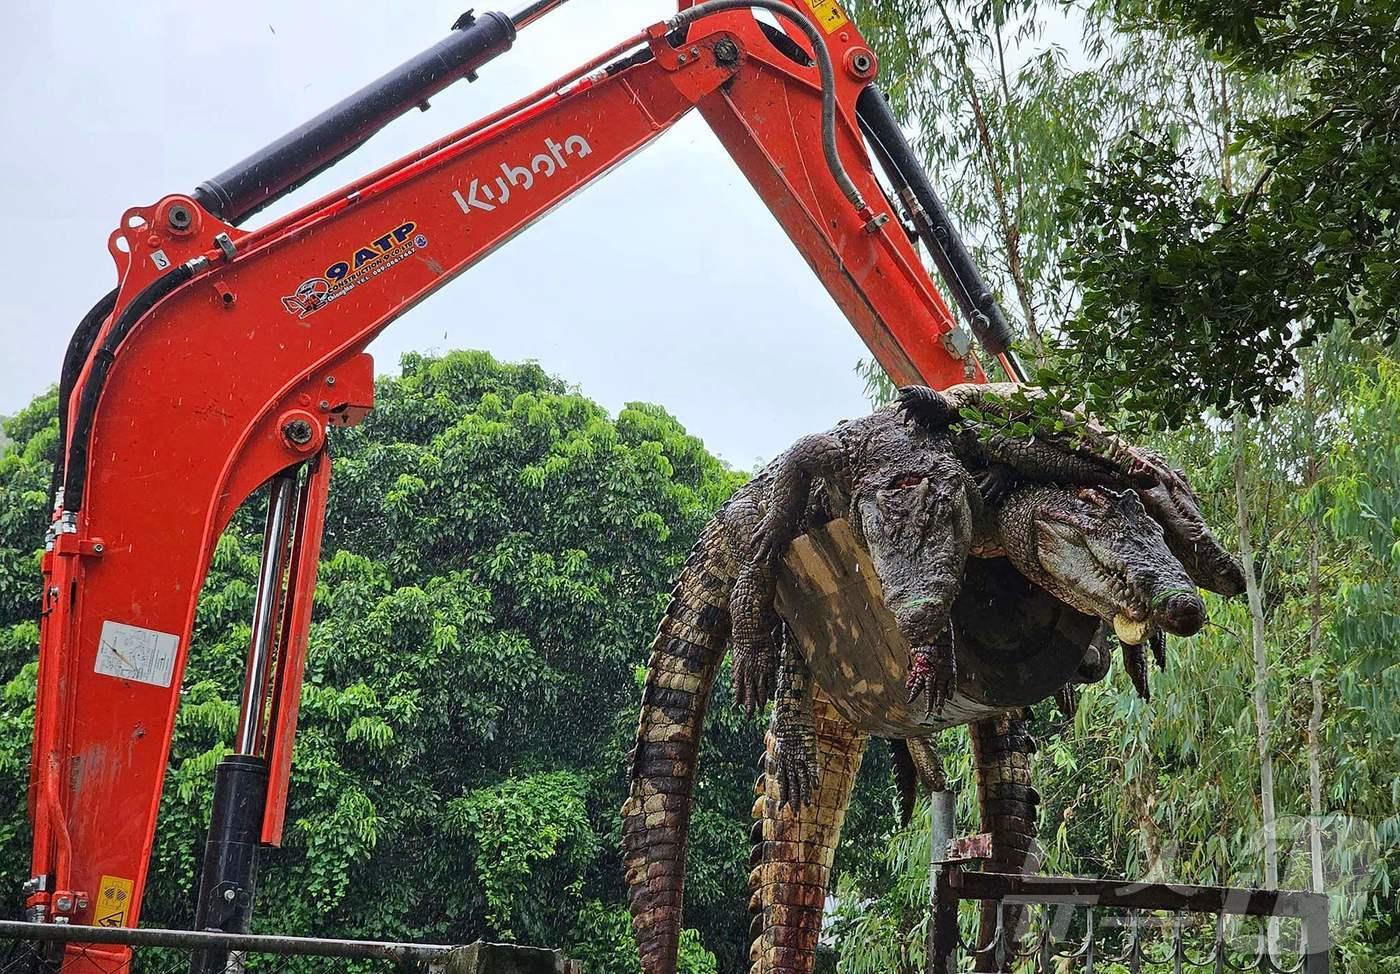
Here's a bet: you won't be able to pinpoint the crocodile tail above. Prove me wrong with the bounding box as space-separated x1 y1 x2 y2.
748 691 866 974
969 714 1040 972
623 524 733 974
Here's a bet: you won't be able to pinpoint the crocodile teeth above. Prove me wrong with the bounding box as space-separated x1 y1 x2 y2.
1113 613 1148 645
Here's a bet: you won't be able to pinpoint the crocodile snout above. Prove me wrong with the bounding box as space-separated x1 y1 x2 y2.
1158 591 1207 636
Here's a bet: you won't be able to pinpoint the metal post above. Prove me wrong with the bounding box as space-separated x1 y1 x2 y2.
1302 898 1329 974
927 790 957 973
931 864 962 974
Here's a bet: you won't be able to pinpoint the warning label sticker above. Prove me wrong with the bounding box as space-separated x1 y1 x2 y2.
804 0 850 33
95 875 134 927
94 621 179 688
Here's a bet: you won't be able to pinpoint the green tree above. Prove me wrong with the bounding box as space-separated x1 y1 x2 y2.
1055 0 1399 427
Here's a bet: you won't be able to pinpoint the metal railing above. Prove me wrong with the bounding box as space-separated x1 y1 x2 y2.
0 921 580 974
930 868 1331 974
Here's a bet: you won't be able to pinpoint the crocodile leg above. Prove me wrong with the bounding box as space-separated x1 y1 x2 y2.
773 625 819 810
731 432 851 712
623 522 736 974
1122 639 1152 701
969 714 1040 973
906 735 947 793
964 428 1125 488
727 490 782 713
753 432 849 563
892 736 947 827
749 689 866 974
857 457 975 713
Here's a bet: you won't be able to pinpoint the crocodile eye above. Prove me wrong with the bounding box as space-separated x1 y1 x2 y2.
890 474 925 489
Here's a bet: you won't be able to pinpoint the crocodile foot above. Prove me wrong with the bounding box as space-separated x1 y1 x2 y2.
1122 640 1151 701
907 634 957 714
1055 683 1078 719
896 385 959 429
1150 628 1167 670
974 463 1017 507
753 509 801 565
732 639 778 715
774 734 819 810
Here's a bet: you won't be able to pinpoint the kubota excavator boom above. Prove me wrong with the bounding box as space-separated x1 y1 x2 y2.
28 2 1021 970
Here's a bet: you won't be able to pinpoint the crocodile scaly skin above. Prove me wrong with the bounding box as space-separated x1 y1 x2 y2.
748 689 866 974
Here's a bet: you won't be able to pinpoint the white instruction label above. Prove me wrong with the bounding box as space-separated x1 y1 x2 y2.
94 621 179 688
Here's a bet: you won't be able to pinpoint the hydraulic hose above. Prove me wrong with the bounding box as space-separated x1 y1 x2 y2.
51 288 118 508
856 85 1024 370
62 259 207 514
666 1 869 217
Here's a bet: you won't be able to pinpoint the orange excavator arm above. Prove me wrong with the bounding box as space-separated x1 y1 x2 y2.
28 2 1020 968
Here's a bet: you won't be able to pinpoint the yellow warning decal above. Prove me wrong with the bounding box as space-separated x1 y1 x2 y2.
804 0 850 33
94 875 133 927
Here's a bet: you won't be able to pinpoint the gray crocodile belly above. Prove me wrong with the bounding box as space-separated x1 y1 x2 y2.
776 519 1096 737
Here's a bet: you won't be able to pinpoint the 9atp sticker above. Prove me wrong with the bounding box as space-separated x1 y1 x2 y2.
804 0 849 33
95 875 134 927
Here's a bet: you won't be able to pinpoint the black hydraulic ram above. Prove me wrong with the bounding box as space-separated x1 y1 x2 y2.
189 756 268 974
192 9 522 225
855 86 1028 379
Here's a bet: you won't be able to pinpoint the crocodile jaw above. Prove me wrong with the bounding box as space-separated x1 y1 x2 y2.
1113 613 1148 645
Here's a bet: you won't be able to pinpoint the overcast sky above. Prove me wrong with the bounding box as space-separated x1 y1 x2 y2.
0 1 894 469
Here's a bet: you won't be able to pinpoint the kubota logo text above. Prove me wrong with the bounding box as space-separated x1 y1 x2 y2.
281 221 427 319
451 135 594 215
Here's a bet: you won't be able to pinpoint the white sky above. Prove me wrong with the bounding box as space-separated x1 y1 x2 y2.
0 1 891 469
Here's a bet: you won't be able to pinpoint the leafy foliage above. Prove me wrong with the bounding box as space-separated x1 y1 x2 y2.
1058 136 1301 425
446 772 596 939
1056 0 1400 426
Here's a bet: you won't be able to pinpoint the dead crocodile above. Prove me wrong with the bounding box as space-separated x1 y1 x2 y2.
621 399 1242 973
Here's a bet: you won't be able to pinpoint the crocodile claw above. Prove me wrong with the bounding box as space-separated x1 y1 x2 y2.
896 385 959 429
1150 628 1167 670
1122 640 1151 701
974 463 1016 506
775 738 820 811
1055 683 1079 719
907 637 957 714
732 646 777 715
752 511 793 564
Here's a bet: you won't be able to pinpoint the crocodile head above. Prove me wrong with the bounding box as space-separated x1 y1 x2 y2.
847 448 978 648
1132 449 1247 597
995 484 1208 642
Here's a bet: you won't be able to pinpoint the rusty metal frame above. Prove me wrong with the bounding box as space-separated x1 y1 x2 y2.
0 919 585 974
930 867 1330 974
